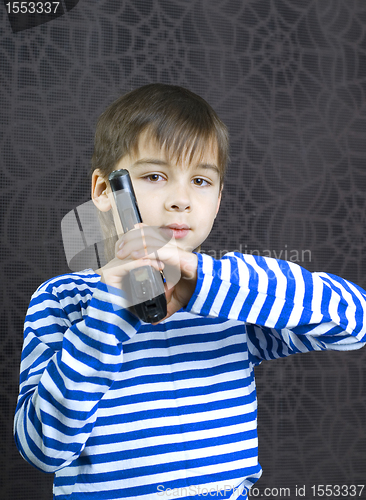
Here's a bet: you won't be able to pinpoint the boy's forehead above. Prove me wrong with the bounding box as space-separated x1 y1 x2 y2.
131 129 219 167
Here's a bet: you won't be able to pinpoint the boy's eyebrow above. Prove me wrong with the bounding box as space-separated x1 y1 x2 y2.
131 158 168 168
196 163 220 175
131 158 220 175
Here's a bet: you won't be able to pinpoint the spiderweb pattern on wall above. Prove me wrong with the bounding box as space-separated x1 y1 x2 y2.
0 0 365 498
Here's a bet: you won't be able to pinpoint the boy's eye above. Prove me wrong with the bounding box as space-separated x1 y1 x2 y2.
144 174 163 182
193 178 210 186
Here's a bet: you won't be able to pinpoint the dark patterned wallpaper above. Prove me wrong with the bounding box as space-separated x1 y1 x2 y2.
1 1 365 499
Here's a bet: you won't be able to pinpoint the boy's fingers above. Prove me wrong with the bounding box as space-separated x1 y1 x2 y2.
129 245 181 290
113 225 181 289
101 256 163 285
117 226 176 259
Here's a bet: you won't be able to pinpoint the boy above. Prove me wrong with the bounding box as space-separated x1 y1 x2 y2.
14 84 366 500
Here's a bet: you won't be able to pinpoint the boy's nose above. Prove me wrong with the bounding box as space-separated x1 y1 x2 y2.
169 201 191 211
165 188 191 212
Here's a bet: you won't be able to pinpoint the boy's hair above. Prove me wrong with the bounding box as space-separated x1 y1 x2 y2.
91 83 229 189
91 83 229 261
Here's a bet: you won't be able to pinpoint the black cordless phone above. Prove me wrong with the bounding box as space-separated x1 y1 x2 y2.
108 169 167 323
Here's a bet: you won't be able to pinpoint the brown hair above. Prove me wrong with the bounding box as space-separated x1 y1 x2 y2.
91 83 229 188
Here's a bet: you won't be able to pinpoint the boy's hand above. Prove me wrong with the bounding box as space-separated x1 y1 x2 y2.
98 225 166 293
98 224 198 322
141 241 198 324
161 253 197 321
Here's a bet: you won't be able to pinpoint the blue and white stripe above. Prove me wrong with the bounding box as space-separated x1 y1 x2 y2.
14 252 366 499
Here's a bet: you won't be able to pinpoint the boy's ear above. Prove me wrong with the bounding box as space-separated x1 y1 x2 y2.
91 169 112 212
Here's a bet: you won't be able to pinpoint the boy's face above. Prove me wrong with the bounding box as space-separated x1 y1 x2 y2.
93 130 222 253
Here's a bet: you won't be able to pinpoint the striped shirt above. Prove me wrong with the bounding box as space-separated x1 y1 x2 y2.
14 252 366 499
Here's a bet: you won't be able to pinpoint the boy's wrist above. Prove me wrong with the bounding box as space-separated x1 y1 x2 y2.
180 249 198 281
181 251 204 312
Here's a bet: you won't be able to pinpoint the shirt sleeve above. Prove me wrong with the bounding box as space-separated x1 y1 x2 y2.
184 252 366 361
14 279 141 473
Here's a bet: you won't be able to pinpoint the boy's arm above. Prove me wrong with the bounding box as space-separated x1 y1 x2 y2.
14 279 141 473
184 252 366 357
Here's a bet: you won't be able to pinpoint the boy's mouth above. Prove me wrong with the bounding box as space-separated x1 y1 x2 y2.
161 224 191 239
